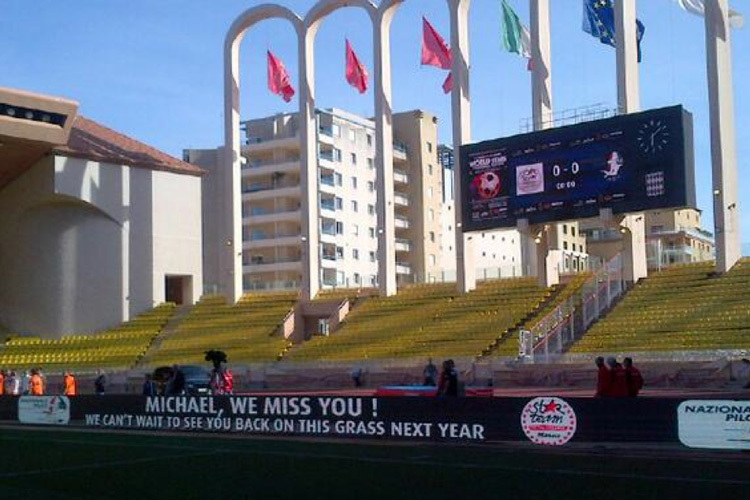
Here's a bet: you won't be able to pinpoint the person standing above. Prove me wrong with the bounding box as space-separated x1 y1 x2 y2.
170 365 185 395
0 370 4 396
29 369 44 396
94 370 106 395
606 357 629 398
20 370 30 395
594 357 610 397
142 374 157 396
423 358 438 386
437 359 459 397
623 357 644 397
6 371 19 395
64 372 77 396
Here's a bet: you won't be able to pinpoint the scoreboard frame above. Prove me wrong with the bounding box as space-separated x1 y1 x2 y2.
459 105 696 232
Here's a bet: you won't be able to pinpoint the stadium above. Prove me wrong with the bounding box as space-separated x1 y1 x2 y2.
0 1 749 499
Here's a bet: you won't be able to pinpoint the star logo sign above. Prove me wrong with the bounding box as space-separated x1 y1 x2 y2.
543 400 559 413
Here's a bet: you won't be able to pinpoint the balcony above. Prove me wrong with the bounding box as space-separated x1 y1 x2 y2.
395 238 411 252
242 209 301 225
242 158 299 177
396 262 412 275
245 280 299 292
395 216 410 229
243 132 299 152
242 255 302 273
318 126 335 145
393 169 408 184
243 234 301 249
242 184 301 201
393 141 408 162
320 174 336 194
394 192 410 207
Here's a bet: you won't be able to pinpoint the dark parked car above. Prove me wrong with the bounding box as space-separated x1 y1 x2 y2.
152 365 212 395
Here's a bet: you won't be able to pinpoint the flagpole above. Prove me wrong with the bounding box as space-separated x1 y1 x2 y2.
705 0 741 273
613 0 647 283
448 0 476 294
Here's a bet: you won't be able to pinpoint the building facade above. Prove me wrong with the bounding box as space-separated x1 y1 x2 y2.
190 108 441 292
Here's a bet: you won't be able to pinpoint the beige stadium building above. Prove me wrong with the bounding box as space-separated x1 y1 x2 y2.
0 87 204 339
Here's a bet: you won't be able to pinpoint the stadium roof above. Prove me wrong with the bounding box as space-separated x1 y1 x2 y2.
53 116 204 177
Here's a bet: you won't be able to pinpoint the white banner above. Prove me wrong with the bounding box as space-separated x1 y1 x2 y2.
18 396 71 426
678 400 750 450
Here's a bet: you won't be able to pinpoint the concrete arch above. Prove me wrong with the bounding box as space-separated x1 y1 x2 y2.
223 5 304 303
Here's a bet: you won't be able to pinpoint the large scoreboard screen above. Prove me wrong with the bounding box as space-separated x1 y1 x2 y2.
460 105 695 231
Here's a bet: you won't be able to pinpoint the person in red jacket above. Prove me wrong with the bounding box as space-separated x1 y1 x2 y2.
595 357 610 397
606 357 629 398
624 357 644 397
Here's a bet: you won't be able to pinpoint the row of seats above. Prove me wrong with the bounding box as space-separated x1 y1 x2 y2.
285 279 551 361
0 304 176 372
570 259 750 353
139 292 298 366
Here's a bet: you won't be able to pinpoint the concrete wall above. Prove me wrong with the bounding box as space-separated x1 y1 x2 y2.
0 155 202 338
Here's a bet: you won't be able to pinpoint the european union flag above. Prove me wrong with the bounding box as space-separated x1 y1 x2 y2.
582 0 645 62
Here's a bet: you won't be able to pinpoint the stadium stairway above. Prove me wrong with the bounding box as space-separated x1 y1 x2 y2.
489 273 592 358
566 258 750 354
137 292 298 368
282 278 554 362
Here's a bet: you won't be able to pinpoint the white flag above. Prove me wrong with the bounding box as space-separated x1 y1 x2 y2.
675 0 744 29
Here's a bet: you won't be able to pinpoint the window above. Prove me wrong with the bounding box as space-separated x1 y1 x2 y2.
336 271 345 284
428 164 433 175
370 275 377 286
429 254 436 266
353 249 359 260
335 173 342 186
367 158 374 170
354 273 361 284
366 134 373 147
333 148 342 162
429 231 435 243
572 243 577 252
335 197 343 210
563 225 568 235
367 181 374 192
427 142 433 153
351 178 358 189
428 209 434 221
336 221 344 234
369 251 376 262
482 252 486 257
336 246 344 259
351 153 357 165
368 204 375 215
368 227 375 238
351 200 358 212
572 226 576 237
353 224 359 236
563 241 568 250
348 128 356 142
428 187 433 199
332 124 341 137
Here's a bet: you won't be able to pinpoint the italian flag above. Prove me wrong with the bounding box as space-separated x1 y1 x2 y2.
501 0 533 70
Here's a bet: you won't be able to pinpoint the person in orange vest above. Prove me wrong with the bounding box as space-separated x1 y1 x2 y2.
64 371 77 396
0 370 5 396
29 369 44 396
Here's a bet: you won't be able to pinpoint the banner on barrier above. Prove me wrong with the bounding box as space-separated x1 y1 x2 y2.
678 400 750 450
18 395 70 425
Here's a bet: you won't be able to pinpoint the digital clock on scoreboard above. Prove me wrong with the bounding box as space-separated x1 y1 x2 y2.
460 105 695 232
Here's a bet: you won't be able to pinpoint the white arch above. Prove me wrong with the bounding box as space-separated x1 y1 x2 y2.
223 5 304 303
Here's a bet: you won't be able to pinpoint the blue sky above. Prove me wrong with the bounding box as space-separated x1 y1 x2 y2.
2 0 748 249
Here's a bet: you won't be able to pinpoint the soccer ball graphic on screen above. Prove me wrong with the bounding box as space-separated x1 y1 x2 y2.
473 171 501 199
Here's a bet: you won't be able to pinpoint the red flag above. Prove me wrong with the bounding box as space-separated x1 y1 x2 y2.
442 72 453 94
421 17 452 70
345 39 369 94
267 50 295 102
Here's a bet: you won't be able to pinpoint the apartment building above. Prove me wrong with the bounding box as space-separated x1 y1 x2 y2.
187 108 441 292
582 208 715 270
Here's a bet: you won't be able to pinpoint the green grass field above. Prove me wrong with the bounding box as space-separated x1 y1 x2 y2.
0 427 748 500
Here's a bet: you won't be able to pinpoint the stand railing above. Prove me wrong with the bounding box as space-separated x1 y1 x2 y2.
520 253 625 363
